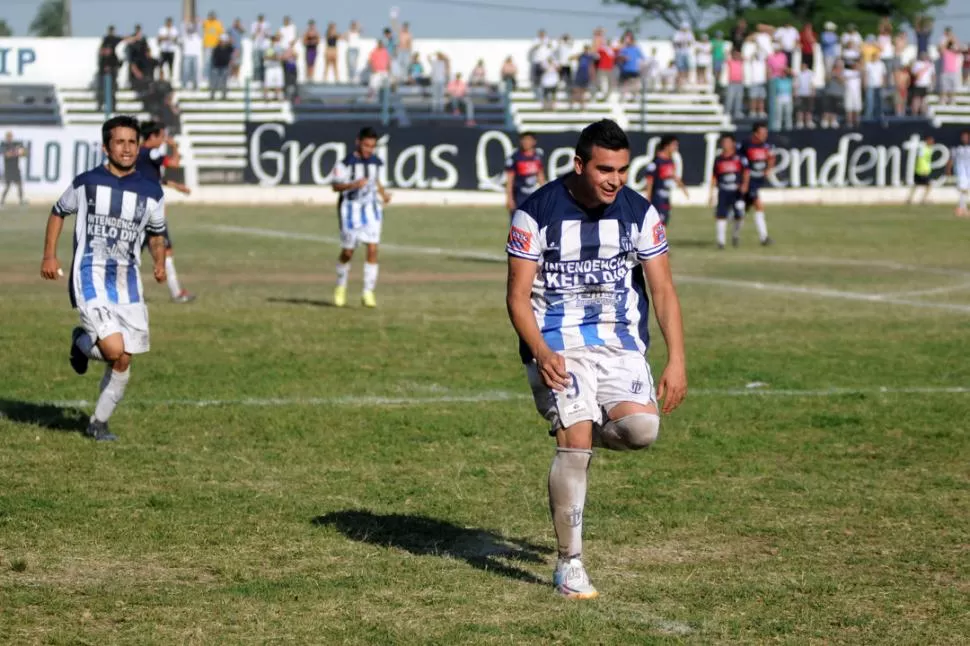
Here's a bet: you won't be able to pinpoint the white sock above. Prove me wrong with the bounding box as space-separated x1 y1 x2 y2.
363 263 379 293
165 256 182 298
76 332 104 361
335 261 351 288
754 211 769 241
548 448 591 559
959 193 967 210
93 367 130 423
716 219 727 246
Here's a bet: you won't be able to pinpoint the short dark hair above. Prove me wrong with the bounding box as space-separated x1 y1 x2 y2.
720 133 735 142
752 121 768 133
575 119 629 163
519 131 537 140
357 126 379 141
659 134 679 150
139 120 165 140
102 115 140 147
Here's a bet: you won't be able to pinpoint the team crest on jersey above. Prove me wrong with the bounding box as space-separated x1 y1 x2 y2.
653 222 667 245
619 232 634 253
508 226 532 252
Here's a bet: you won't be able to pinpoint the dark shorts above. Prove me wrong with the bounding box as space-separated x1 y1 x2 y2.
716 191 743 219
306 46 318 66
4 171 22 184
161 52 175 69
914 174 930 186
745 183 764 206
912 86 927 98
142 225 173 250
619 70 640 83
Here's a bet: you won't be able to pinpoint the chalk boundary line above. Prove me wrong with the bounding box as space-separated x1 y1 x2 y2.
16 386 970 410
204 225 970 314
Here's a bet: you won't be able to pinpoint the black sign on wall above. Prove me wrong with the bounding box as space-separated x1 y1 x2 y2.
244 122 961 190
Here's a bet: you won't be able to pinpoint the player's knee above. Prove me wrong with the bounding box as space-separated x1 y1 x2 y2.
339 249 354 263
113 353 132 372
604 413 660 450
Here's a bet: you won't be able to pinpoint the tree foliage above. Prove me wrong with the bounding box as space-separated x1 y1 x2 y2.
0 20 13 37
29 0 68 37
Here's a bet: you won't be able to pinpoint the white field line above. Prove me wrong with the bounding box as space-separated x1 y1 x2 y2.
204 224 970 314
887 281 970 297
26 386 970 410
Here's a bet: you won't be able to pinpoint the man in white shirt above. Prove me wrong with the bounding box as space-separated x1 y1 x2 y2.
555 35 574 87
672 22 695 88
695 33 713 86
180 22 202 90
530 30 553 100
774 21 800 68
910 52 934 116
841 25 862 66
279 16 297 48
250 14 271 83
795 62 816 128
843 61 863 127
748 53 768 118
157 18 179 81
864 57 887 120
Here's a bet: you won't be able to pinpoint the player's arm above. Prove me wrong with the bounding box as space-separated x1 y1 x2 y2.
740 166 750 195
504 167 516 211
537 163 547 187
507 257 569 391
676 175 689 198
946 153 954 176
641 254 687 414
708 173 717 206
376 179 392 204
643 174 654 198
41 184 79 279
145 198 168 283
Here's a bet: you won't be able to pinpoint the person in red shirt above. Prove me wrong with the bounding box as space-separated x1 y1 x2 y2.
594 33 616 100
367 41 391 101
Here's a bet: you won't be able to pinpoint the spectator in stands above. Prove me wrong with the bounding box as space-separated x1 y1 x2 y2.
381 27 399 81
159 90 181 135
731 19 748 55
617 31 645 100
181 22 202 90
642 47 660 91
539 56 560 109
345 21 362 84
751 24 774 59
820 23 839 76
593 30 616 100
964 45 970 87
914 16 932 57
325 23 340 83
556 35 574 88
861 35 880 66
800 23 816 71
911 51 934 115
501 56 518 93
529 30 553 101
125 25 154 92
570 45 595 111
672 22 695 89
447 72 475 125
940 41 962 105
303 20 320 81
469 59 487 87
263 34 285 101
367 40 391 101
767 43 787 79
695 33 713 87
250 14 271 84
795 62 816 128
660 61 677 92
864 54 887 120
724 49 745 119
877 19 894 74
408 54 426 85
157 18 178 82
841 24 862 68
748 50 768 118
283 41 299 100
279 16 297 48
774 21 799 68
430 52 450 112
894 62 911 116
210 33 233 100
821 59 844 127
893 27 908 70
1 132 25 208
202 11 225 82
712 31 726 89
773 68 794 130
843 60 862 127
229 19 245 84
96 25 122 111
397 22 414 81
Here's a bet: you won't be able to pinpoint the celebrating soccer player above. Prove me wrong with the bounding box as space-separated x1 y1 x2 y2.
40 116 169 442
506 119 688 599
739 123 774 245
709 133 749 249
331 127 391 308
643 134 688 226
504 131 546 216
137 121 195 303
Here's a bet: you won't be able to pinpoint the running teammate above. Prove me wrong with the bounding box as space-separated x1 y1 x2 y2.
739 123 774 245
39 115 168 442
331 126 391 308
708 134 749 249
137 121 195 303
1 131 26 208
506 119 687 600
946 130 970 217
505 131 546 215
643 134 688 226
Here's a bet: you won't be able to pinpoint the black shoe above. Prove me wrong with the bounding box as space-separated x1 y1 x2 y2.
70 327 89 375
84 419 117 442
761 237 773 246
717 243 725 250
732 235 740 248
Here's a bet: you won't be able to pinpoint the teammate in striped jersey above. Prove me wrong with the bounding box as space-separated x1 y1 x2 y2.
330 127 391 308
40 115 169 442
506 119 687 600
946 129 970 217
137 121 195 303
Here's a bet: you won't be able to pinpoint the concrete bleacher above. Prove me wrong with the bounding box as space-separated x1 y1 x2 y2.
0 85 61 126
928 89 970 126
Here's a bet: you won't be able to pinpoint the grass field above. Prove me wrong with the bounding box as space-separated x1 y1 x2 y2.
1 199 969 644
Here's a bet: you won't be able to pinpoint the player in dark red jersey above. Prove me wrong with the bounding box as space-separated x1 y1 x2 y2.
708 133 749 249
505 131 546 216
643 135 688 226
738 123 774 245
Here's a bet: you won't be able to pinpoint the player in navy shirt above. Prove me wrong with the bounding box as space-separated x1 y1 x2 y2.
504 131 546 215
643 135 688 226
708 133 749 249
137 121 195 302
738 123 774 245
506 119 687 600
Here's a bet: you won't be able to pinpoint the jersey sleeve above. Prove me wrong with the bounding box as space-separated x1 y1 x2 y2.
330 160 350 183
145 197 167 235
504 154 516 172
636 205 669 261
52 183 79 217
506 209 542 261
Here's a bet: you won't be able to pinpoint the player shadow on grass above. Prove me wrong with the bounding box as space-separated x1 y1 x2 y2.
0 399 89 433
266 297 335 308
312 510 552 585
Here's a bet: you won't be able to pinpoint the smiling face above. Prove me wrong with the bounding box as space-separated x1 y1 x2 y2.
103 125 139 172
574 146 630 206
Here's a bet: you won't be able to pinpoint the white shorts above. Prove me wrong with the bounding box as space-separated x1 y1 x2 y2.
844 90 863 112
369 71 388 91
78 302 150 354
340 221 382 249
264 67 284 89
526 345 656 430
957 173 970 192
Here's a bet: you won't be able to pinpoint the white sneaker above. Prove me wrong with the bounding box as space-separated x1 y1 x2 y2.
553 557 599 599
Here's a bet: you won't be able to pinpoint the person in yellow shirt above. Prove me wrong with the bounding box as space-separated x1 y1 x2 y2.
861 35 881 63
202 11 225 83
907 134 935 206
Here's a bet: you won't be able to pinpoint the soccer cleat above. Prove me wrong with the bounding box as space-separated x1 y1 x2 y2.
761 237 774 246
717 243 725 250
732 234 740 247
333 286 347 307
70 327 89 375
83 419 117 442
361 290 377 308
553 557 599 600
172 291 196 304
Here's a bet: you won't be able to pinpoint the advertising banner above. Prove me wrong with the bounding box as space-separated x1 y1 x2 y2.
1 126 105 193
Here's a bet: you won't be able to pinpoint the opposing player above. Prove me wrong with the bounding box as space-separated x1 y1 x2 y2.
137 121 195 303
708 133 749 249
739 123 774 245
40 115 168 442
331 126 391 308
946 130 970 217
505 131 546 216
506 119 687 599
643 134 688 226
907 134 935 207
1 131 26 208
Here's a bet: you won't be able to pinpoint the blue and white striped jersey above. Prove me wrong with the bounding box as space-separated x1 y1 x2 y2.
507 175 668 361
53 166 166 309
332 153 384 231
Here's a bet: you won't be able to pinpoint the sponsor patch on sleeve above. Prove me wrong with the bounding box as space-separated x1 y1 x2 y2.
653 222 667 246
508 226 533 253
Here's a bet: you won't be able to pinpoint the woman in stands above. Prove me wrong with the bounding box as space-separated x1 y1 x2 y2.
324 23 340 82
304 20 321 81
